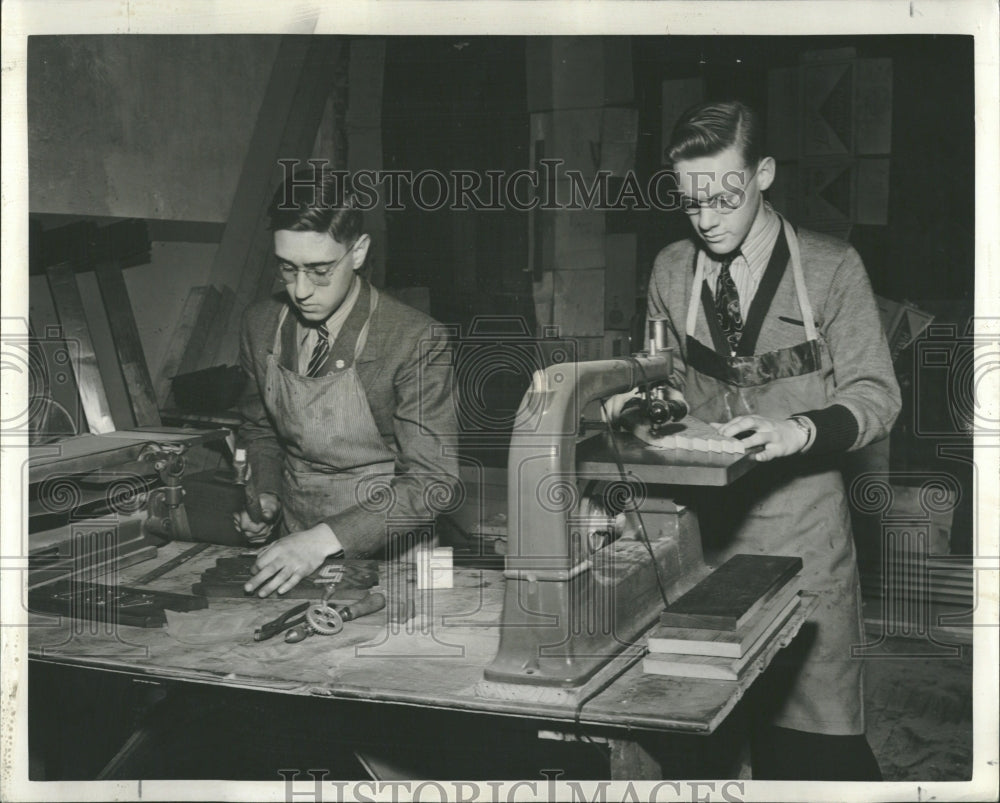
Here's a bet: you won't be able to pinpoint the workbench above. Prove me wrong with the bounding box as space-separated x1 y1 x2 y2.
28 540 815 781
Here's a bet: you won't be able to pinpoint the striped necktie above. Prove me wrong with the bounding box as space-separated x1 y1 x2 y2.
305 323 330 377
715 252 744 354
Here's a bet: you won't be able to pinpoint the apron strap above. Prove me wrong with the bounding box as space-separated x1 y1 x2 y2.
783 217 818 341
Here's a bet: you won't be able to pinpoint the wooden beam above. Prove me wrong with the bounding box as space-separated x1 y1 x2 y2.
193 37 342 369
30 219 150 275
155 285 214 406
94 260 161 426
251 38 347 320
45 262 116 434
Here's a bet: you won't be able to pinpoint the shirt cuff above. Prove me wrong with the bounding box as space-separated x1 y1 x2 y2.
797 404 860 455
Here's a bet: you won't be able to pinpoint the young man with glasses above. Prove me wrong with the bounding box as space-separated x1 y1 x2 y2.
624 100 900 780
234 169 459 598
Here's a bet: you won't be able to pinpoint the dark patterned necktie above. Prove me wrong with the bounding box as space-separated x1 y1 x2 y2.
715 253 743 354
305 323 330 377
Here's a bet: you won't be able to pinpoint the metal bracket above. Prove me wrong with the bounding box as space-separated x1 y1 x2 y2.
139 442 192 541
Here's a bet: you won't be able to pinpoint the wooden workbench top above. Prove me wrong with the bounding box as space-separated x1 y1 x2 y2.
27 541 812 735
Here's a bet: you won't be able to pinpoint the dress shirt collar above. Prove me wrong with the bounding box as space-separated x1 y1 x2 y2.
297 273 361 348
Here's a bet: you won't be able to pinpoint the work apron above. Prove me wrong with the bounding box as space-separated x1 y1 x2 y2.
264 287 396 535
683 218 865 735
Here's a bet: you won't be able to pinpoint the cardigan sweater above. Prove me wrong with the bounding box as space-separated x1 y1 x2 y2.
647 227 901 453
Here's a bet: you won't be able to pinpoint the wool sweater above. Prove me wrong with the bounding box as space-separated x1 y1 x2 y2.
647 227 901 452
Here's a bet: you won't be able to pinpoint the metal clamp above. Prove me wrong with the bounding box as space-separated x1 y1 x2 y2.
140 442 192 541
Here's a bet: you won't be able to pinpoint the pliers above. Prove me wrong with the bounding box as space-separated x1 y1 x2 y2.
253 601 310 642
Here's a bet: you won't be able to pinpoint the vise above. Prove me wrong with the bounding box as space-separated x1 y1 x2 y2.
484 344 755 689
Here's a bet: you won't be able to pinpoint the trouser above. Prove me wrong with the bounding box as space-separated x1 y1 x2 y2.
751 725 882 781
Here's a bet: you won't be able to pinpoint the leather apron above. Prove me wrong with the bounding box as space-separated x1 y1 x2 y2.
264 285 397 535
683 218 865 735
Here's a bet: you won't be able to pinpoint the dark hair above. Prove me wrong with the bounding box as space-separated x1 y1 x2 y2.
267 167 363 244
666 100 764 168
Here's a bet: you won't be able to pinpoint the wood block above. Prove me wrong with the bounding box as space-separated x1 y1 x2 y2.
643 591 801 680
648 582 802 658
658 554 802 631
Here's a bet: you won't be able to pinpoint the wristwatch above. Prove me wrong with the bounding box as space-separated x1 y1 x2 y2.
788 415 816 452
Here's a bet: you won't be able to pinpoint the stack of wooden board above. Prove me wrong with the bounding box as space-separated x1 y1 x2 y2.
643 554 803 681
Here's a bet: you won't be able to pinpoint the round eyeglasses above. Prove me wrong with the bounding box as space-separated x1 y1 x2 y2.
276 242 360 286
679 166 759 216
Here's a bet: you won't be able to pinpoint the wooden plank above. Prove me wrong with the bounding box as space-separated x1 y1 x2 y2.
199 38 343 369
45 262 116 434
658 554 802 631
177 286 223 377
94 261 161 426
155 285 213 406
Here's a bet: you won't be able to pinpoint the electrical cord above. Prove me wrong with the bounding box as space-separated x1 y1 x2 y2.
599 398 672 613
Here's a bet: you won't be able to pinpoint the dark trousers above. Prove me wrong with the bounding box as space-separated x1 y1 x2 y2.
751 725 882 781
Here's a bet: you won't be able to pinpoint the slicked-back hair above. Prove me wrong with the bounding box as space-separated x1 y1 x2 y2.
267 168 363 244
666 100 764 169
